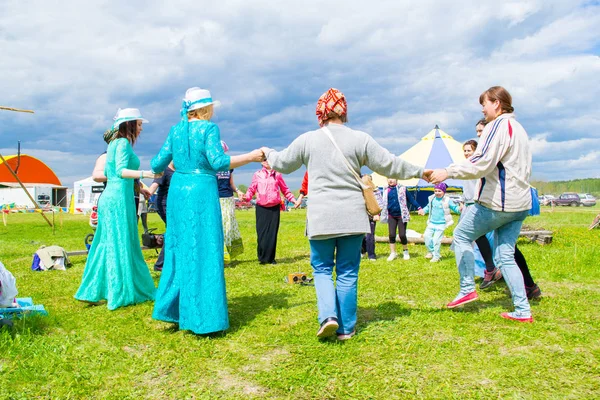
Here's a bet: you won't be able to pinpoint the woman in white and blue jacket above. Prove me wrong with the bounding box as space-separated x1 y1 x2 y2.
380 179 422 261
418 183 461 262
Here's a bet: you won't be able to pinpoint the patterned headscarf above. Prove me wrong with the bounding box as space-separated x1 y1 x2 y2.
434 183 448 193
316 88 347 127
103 127 118 144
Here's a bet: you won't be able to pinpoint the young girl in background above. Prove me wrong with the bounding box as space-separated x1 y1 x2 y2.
360 175 384 261
381 178 422 261
418 183 461 262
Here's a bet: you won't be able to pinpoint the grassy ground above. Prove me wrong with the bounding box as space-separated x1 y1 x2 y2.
1 206 599 399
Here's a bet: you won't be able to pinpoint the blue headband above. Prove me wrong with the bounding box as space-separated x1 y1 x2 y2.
180 98 213 116
179 97 214 157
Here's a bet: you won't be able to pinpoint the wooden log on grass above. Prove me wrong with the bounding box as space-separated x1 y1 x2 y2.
375 229 553 245
67 246 156 257
375 235 454 245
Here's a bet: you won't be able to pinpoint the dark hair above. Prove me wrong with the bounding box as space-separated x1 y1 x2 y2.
326 111 348 124
463 139 478 150
115 120 139 145
475 118 487 127
479 86 514 114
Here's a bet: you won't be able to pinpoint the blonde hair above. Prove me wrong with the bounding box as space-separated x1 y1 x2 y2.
187 105 213 121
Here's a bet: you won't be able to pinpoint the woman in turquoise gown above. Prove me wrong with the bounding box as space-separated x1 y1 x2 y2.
75 109 158 310
151 88 263 334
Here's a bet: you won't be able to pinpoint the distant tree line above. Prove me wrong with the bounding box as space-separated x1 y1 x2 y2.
531 178 600 196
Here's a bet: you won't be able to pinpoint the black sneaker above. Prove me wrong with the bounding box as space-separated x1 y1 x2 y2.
316 317 339 338
526 284 542 299
480 267 502 289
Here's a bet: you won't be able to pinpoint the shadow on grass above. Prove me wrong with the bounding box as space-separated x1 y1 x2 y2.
228 254 308 266
275 255 309 264
153 292 291 338
227 292 291 334
0 314 50 338
358 301 412 328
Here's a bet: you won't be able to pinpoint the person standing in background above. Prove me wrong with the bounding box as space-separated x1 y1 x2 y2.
217 141 245 265
381 178 422 261
146 162 175 272
241 160 296 264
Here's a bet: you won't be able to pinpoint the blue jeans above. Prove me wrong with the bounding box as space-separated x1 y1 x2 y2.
453 204 531 315
309 234 364 334
424 224 445 259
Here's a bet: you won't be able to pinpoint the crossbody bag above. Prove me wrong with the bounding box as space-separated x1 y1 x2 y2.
321 126 382 216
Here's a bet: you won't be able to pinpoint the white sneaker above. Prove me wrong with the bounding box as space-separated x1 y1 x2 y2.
403 250 410 260
425 252 433 259
360 253 365 259
387 252 398 262
369 258 377 262
430 257 440 263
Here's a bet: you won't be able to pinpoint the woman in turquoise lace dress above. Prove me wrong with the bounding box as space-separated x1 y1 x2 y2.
151 88 263 335
75 108 158 310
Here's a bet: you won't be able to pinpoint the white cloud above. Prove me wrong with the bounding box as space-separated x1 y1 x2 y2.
494 8 600 57
529 134 597 159
1 0 599 186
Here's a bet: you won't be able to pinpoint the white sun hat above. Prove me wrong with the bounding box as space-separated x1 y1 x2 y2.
112 108 149 128
183 87 221 112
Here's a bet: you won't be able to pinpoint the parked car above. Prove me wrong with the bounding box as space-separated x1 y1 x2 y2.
552 192 581 207
447 193 463 204
538 194 555 206
579 193 597 207
234 198 253 210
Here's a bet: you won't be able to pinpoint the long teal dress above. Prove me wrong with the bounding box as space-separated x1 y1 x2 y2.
151 119 231 334
75 138 156 310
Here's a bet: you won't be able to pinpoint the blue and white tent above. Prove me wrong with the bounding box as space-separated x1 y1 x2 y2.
372 125 466 207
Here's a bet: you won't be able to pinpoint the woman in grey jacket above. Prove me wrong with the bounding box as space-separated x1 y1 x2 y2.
262 88 426 340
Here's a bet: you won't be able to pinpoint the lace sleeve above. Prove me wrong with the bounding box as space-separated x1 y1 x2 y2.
205 123 230 172
151 129 173 173
115 139 132 178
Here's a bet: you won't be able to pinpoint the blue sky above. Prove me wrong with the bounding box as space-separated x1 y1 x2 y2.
1 0 599 189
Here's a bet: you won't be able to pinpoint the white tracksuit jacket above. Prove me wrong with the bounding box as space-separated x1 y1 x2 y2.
446 113 532 212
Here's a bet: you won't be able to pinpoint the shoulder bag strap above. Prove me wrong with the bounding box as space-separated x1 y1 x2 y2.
321 126 367 190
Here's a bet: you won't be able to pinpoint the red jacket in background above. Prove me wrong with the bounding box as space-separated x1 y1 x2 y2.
300 171 309 196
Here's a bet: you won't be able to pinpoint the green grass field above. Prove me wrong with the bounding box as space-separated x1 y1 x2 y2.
1 206 599 399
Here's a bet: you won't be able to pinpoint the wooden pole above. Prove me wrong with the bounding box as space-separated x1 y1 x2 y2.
0 153 53 227
0 106 34 114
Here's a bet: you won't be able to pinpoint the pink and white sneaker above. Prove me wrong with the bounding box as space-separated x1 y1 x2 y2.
446 291 478 308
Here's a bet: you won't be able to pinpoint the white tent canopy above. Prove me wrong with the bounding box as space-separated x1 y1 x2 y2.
72 177 104 213
372 126 467 188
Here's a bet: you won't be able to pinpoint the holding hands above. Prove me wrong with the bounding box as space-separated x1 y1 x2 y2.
417 208 426 216
140 187 152 200
142 170 163 180
422 169 434 183
421 168 449 185
250 149 266 162
429 169 449 185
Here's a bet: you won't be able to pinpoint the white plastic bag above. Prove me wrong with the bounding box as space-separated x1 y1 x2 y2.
0 261 18 307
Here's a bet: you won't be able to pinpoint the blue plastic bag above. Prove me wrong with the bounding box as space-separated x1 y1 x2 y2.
529 187 540 216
